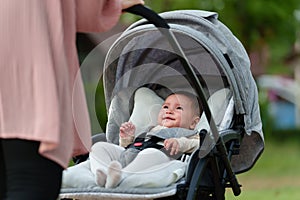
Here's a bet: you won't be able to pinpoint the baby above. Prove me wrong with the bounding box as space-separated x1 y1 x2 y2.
90 91 202 188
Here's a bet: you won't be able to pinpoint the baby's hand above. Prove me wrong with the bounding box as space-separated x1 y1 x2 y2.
119 122 135 139
164 138 180 156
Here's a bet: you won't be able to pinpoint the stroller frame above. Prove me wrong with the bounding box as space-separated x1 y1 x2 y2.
182 128 244 200
60 5 264 200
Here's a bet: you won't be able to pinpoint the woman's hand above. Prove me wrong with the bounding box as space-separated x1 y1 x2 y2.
164 138 180 156
121 0 145 10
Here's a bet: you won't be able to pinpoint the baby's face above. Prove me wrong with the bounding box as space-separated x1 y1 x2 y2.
157 94 196 129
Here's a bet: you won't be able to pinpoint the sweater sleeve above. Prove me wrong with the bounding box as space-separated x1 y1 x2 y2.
75 0 122 33
119 136 134 147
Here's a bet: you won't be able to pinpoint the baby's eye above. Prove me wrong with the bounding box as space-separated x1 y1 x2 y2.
163 105 168 109
176 106 183 110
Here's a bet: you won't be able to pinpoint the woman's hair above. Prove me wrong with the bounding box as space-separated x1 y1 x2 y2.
169 91 202 116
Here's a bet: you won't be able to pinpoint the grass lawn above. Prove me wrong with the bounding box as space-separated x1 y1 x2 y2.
226 138 300 199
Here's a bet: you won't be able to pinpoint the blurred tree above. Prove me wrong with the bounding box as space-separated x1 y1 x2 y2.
78 1 300 133
142 0 300 75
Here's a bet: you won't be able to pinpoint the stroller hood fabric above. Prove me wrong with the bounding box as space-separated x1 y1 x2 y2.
103 10 264 173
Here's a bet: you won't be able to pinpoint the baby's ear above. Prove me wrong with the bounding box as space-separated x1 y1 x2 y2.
190 116 200 130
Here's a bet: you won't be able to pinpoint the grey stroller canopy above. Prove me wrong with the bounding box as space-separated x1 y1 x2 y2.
103 9 264 173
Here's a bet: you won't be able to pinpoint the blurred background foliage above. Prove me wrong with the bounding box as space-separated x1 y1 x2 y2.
135 0 300 75
78 0 300 137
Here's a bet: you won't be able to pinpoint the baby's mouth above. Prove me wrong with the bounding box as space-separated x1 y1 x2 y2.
162 116 175 127
163 116 174 121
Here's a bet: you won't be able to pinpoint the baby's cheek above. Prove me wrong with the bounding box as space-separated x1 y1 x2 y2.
157 113 163 123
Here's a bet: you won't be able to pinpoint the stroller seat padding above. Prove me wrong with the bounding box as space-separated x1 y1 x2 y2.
105 87 164 144
128 87 164 137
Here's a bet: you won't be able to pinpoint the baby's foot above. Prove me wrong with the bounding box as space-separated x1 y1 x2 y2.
119 122 136 138
95 169 107 187
105 161 122 188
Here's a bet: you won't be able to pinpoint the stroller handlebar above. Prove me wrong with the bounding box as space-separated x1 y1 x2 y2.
123 4 170 29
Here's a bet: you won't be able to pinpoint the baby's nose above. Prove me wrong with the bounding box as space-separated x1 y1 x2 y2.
165 109 174 114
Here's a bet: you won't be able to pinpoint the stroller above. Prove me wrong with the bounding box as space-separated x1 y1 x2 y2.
60 5 264 200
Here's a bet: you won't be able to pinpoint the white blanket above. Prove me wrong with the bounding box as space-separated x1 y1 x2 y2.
62 159 186 189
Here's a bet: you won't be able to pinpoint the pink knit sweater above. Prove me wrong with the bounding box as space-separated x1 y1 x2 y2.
0 0 121 168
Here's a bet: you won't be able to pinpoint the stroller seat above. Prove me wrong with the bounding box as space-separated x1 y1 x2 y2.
60 6 264 200
60 86 259 199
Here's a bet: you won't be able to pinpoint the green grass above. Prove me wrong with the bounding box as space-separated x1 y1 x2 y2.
227 187 300 200
226 139 300 199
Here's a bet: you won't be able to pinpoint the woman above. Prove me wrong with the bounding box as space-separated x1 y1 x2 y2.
0 0 143 199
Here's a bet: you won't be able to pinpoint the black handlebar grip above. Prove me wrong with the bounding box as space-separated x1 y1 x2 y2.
123 4 170 29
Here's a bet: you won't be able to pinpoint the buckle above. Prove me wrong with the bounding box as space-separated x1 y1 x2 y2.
133 142 143 147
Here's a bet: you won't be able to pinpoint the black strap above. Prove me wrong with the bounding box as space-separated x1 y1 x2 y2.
126 136 164 151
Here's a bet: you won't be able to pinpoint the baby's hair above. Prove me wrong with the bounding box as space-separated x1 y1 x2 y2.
169 91 202 116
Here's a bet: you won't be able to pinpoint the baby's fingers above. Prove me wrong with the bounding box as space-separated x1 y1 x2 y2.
169 147 176 155
164 139 179 155
164 139 170 150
